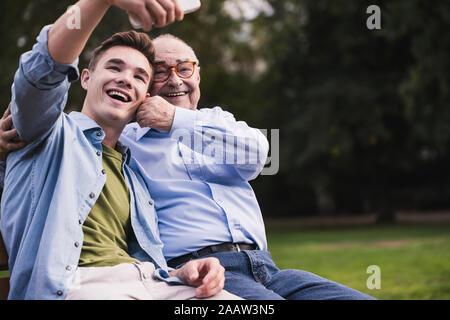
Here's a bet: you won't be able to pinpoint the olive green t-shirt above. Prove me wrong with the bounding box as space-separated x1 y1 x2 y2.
78 144 139 267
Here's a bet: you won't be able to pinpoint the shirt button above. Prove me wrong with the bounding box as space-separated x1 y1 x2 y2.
74 242 80 248
57 290 63 296
78 219 83 225
96 151 101 156
66 266 72 271
97 132 102 137
89 192 95 199
148 200 153 206
101 169 106 174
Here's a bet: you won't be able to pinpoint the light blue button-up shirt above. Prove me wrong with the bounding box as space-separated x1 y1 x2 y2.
0 26 172 300
121 105 269 260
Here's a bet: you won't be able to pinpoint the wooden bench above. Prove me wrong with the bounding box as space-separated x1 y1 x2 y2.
0 233 10 300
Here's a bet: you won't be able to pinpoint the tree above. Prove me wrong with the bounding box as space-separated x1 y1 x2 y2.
248 0 450 220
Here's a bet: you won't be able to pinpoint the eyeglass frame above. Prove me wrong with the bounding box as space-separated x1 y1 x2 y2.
152 61 199 82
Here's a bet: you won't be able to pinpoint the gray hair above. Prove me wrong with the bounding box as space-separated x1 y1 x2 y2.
153 34 199 65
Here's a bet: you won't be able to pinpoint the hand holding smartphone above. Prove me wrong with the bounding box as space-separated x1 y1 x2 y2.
128 0 201 29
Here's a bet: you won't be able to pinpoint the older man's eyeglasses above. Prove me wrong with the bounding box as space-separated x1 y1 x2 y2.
153 61 198 82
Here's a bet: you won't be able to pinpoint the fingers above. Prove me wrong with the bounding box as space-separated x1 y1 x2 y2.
135 96 159 126
159 0 176 24
0 129 26 162
0 114 24 145
2 140 27 152
196 273 224 298
173 258 226 298
146 0 177 28
191 258 225 298
173 0 184 21
137 10 154 31
116 0 183 31
0 127 26 151
135 97 175 131
1 113 14 131
0 103 26 159
1 103 12 120
134 2 154 31
182 261 200 283
2 128 21 142
136 104 149 127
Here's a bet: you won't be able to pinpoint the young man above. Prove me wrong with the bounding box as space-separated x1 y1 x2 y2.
0 0 237 300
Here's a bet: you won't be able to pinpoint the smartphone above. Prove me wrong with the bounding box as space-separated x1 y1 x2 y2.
128 0 201 29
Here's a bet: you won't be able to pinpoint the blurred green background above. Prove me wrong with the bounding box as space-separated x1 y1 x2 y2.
1 0 449 299
267 220 450 299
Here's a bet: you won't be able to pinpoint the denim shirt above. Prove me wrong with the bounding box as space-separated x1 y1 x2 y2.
0 25 173 300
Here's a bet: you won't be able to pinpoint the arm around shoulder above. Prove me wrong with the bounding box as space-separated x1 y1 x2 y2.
171 106 269 181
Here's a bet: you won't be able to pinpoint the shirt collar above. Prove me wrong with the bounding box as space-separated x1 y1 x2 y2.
69 111 131 163
116 141 131 165
68 111 101 132
136 126 152 141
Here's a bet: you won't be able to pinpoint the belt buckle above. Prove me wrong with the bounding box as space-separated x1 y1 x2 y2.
235 243 241 252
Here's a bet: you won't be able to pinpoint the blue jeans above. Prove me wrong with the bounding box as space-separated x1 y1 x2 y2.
203 250 374 300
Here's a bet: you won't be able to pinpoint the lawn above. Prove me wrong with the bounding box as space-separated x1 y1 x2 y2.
266 221 450 299
1 221 448 299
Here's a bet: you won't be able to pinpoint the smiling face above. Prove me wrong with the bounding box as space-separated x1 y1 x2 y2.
81 45 152 127
150 36 201 110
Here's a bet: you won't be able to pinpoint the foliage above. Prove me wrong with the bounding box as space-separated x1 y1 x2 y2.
249 0 450 218
1 0 449 218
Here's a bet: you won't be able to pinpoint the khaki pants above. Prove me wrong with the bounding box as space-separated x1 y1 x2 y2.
65 262 241 300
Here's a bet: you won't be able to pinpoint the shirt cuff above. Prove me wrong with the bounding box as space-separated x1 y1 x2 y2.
22 24 79 88
153 268 184 285
169 107 196 138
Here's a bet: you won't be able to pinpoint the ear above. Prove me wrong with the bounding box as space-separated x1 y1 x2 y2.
197 67 201 82
80 69 91 90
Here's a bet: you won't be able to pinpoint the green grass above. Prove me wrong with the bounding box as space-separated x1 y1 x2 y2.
0 270 9 279
266 222 450 299
0 222 448 299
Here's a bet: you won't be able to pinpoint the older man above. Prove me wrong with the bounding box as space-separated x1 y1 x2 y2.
118 34 374 300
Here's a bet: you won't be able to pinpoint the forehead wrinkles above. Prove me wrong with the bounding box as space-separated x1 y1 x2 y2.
154 39 198 64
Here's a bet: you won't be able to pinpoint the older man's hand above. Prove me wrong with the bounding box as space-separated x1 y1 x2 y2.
0 103 26 162
136 95 176 132
169 257 226 298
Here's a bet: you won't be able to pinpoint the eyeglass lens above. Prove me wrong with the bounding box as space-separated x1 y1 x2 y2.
154 62 195 81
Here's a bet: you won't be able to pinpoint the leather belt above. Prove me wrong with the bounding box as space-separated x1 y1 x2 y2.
167 242 258 268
